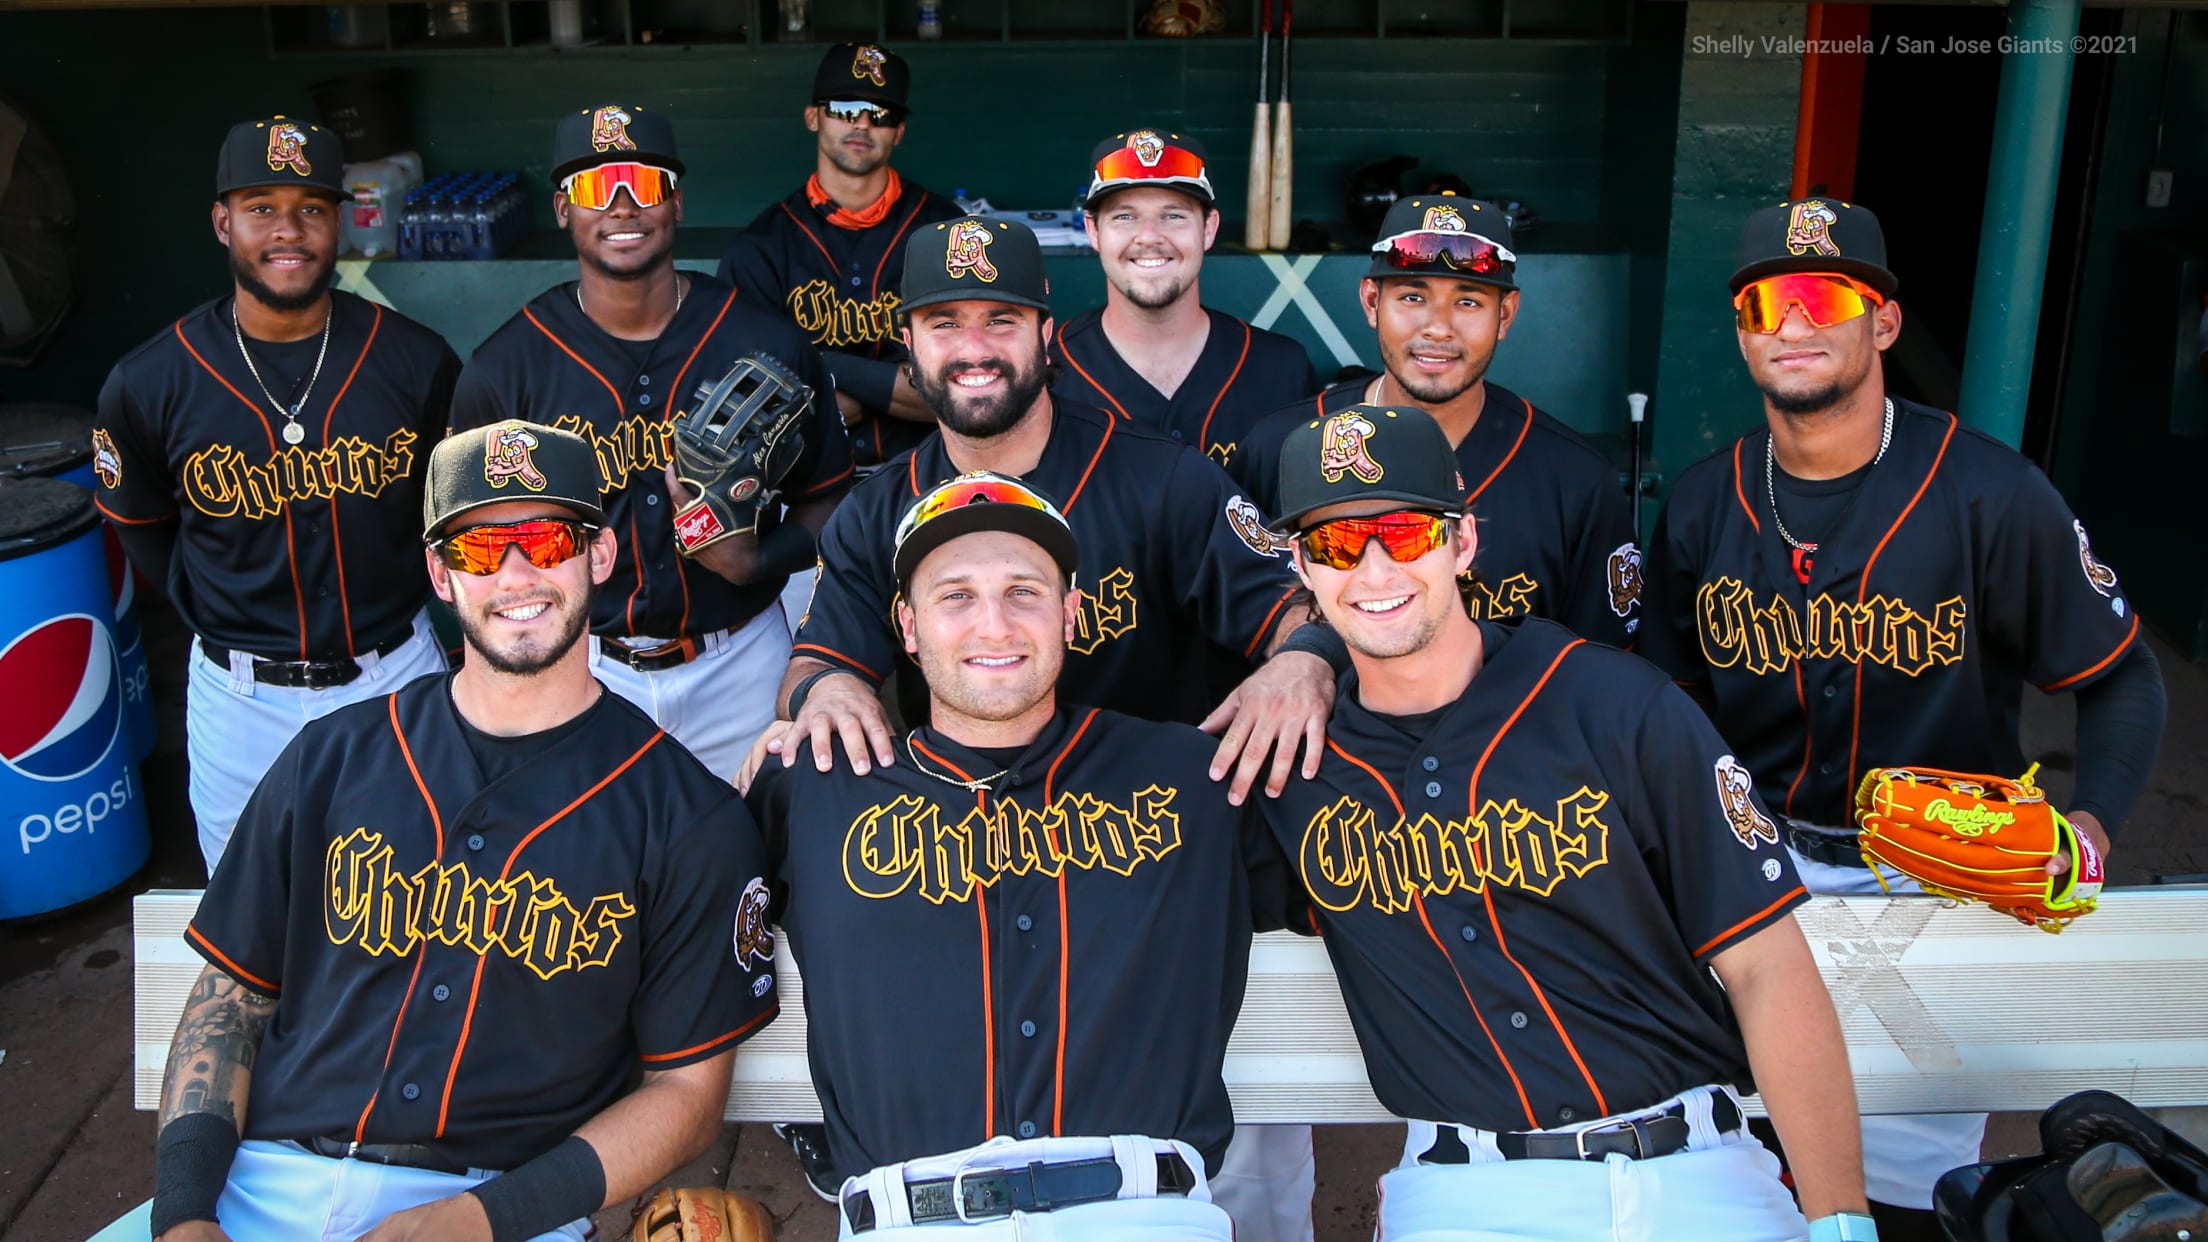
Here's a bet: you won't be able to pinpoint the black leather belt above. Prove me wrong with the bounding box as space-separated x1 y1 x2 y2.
1784 821 1869 868
1421 1091 1743 1165
201 632 411 690
843 1151 1197 1233
303 1135 473 1176
599 635 703 673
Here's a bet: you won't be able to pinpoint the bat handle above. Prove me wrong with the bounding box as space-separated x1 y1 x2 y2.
1627 392 1647 424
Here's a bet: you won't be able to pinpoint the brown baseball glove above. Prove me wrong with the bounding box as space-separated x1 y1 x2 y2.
1853 763 2105 933
629 1186 777 1242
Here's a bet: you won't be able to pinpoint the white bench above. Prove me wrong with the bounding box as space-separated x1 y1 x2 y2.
132 888 2208 1122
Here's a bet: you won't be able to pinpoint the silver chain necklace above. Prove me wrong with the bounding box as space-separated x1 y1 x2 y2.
576 274 686 320
1767 397 1894 554
232 302 332 447
903 732 1009 794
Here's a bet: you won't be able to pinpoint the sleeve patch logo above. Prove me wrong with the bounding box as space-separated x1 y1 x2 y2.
2074 520 2119 598
851 44 889 86
1762 857 1783 882
733 876 774 973
589 105 636 153
91 428 122 489
1226 495 1283 557
945 220 1000 282
265 120 313 176
483 425 548 491
1605 542 1642 617
1318 412 1383 484
1715 754 1778 849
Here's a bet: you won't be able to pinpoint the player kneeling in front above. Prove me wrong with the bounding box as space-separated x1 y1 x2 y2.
1258 404 1873 1242
745 473 1298 1240
147 422 778 1242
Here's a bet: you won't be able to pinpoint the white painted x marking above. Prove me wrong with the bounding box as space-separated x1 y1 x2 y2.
1797 899 1961 1071
1249 253 1364 370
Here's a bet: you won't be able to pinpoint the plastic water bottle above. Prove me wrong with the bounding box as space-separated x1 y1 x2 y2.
918 0 941 39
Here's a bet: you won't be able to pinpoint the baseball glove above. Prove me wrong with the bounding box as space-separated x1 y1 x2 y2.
671 353 815 556
629 1186 777 1242
1853 763 2104 933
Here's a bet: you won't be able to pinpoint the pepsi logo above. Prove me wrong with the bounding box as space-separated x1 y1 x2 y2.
0 615 123 783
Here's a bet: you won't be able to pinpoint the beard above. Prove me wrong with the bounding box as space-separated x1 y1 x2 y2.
912 351 1051 440
824 140 890 179
232 248 335 314
1333 604 1450 662
1110 262 1192 312
1380 337 1491 406
1762 379 1849 415
459 580 593 676
916 642 1059 728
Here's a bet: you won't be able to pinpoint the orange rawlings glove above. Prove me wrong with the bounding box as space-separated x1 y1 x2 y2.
1853 763 2104 933
629 1186 777 1242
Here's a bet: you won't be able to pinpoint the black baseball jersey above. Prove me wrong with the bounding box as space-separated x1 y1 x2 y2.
747 707 1294 1178
1257 618 1807 1132
1639 398 2143 828
1232 380 1641 648
450 275 854 640
185 674 778 1171
92 291 459 661
1048 307 1321 468
794 399 1305 725
718 182 962 468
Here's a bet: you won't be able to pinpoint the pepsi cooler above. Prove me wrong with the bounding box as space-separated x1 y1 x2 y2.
0 477 152 918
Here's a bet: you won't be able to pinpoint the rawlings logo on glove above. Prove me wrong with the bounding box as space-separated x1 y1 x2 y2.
670 354 814 557
1853 763 2103 933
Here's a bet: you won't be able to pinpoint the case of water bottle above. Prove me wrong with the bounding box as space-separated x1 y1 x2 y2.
399 172 531 260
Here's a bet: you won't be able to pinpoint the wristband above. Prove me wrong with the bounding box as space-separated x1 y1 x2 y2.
151 1112 240 1238
1808 1212 1879 1242
1273 623 1351 678
785 666 845 719
466 1135 606 1242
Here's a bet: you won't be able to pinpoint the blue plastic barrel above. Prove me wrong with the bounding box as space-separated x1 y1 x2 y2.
0 404 157 761
0 477 152 918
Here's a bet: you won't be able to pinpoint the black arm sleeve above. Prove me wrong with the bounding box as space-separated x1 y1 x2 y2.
2067 641 2166 836
109 521 178 604
828 352 900 413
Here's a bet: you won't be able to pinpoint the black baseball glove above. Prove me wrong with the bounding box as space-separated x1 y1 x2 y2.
670 353 815 556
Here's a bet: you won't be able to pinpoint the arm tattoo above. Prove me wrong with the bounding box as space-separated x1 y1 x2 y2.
158 967 279 1130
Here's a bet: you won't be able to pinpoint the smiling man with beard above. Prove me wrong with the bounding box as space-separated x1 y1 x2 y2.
92 115 460 874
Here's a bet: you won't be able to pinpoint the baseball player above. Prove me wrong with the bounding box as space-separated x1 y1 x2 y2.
1638 199 2167 1240
1232 194 1641 649
93 116 457 873
147 422 777 1242
1259 402 1875 1242
718 42 961 471
1050 129 1320 466
451 103 855 779
745 473 1298 1240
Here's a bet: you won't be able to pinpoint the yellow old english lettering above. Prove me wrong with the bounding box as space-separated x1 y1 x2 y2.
1072 568 1139 654
843 794 930 899
571 893 635 970
1300 797 1375 913
1467 573 1539 620
921 800 979 905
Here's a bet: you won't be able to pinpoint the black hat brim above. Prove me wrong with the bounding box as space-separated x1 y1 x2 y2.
1728 255 1897 298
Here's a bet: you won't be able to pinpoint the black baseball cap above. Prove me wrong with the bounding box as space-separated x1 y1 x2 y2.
1364 193 1517 290
422 421 607 539
893 472 1081 589
814 42 911 112
1729 198 1897 296
1269 404 1470 533
215 116 350 200
551 103 685 186
1083 129 1214 210
900 216 1052 316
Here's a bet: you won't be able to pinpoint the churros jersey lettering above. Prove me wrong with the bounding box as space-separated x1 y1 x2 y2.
92 291 459 661
1257 619 1806 1131
747 708 1296 1181
184 677 777 1172
1640 399 2142 827
1048 307 1320 466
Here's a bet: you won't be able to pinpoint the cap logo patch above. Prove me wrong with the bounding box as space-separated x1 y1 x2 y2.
1715 754 1778 849
1605 542 1642 618
265 122 313 176
483 426 549 491
90 428 122 490
2074 520 2119 598
1421 204 1467 233
1785 199 1842 258
1318 412 1384 485
589 105 637 154
733 876 775 973
945 220 1000 283
1226 495 1283 557
851 44 889 86
1128 130 1166 167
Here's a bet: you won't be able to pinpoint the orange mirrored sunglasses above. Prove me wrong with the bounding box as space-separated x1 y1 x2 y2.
1295 511 1458 571
1089 144 1212 197
896 476 1062 547
434 519 596 576
561 162 678 211
1734 273 1885 334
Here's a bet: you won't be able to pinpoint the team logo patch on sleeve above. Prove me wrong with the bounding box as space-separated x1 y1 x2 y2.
733 876 774 973
945 220 1000 282
90 429 122 489
265 121 313 176
483 425 548 491
2074 520 2120 598
1226 496 1283 557
1318 412 1383 484
589 105 636 153
851 44 889 85
1785 199 1842 257
1605 543 1642 617
1715 754 1778 849
1421 204 1467 233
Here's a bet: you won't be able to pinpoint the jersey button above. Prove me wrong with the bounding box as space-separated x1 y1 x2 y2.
467 833 485 851
646 493 660 506
1015 914 1034 932
638 394 652 406
851 277 862 287
1017 1121 1037 1138
1819 762 1834 775
1020 1020 1037 1037
432 984 451 1001
1170 430 1182 441
1422 757 1439 772
1557 1107 1577 1123
637 374 650 386
401 1083 421 1101
1510 1011 1529 1029
1823 685 1837 699
1459 925 1478 943
1425 781 1443 798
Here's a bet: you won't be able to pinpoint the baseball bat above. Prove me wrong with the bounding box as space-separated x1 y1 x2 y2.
1627 392 1648 544
1266 0 1293 251
1245 0 1272 251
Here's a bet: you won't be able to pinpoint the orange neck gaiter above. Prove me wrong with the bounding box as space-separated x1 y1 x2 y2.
808 168 903 231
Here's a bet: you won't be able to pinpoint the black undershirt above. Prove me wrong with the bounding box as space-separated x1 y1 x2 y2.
1373 704 1451 742
1768 457 1876 550
235 331 326 416
456 686 611 785
609 334 657 373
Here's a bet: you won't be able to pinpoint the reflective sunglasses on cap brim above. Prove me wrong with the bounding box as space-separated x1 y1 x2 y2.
1295 511 1458 572
560 162 678 211
821 100 904 126
1089 145 1213 200
435 519 596 576
1733 273 1885 334
895 478 1064 548
1370 230 1517 277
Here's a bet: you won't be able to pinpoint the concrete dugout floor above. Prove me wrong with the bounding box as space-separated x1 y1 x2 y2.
3 600 2200 1242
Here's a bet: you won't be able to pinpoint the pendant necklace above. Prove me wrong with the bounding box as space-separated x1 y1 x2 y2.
233 302 331 447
